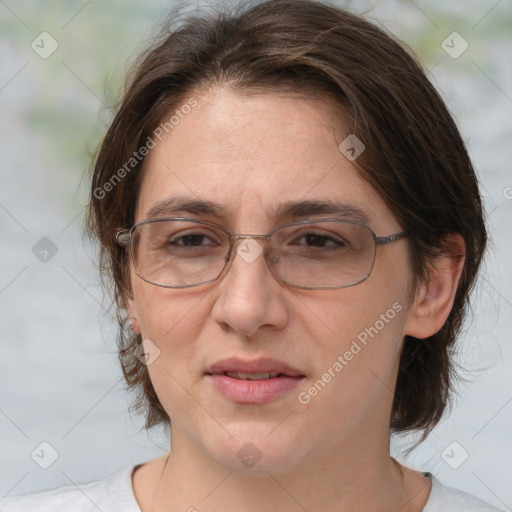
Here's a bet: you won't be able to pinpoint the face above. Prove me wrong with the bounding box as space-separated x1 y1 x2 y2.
127 87 417 475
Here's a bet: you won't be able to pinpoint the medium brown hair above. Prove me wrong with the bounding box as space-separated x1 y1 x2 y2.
86 0 487 438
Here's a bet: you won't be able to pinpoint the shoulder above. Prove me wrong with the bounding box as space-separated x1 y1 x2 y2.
0 465 140 512
424 474 505 512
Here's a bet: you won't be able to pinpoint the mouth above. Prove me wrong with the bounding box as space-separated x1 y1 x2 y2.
223 371 285 380
206 358 306 404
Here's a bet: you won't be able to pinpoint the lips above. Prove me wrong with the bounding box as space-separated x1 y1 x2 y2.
206 357 305 404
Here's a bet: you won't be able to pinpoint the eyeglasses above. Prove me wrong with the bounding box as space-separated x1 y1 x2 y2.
116 217 409 290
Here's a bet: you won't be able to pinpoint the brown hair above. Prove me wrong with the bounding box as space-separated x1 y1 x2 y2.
86 0 487 438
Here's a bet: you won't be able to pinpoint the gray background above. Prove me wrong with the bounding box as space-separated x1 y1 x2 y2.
1 0 511 509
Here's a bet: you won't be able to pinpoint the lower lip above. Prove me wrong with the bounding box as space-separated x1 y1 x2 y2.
207 374 303 404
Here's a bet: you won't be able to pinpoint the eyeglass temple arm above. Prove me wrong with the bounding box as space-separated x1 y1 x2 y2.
375 231 409 245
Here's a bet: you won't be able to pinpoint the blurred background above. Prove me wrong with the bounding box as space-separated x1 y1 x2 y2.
0 0 511 508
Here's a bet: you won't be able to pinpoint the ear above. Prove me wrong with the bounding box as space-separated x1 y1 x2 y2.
404 234 465 339
127 296 141 335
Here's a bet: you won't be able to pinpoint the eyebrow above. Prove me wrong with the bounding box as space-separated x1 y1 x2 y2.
145 196 370 224
271 199 370 224
146 196 223 218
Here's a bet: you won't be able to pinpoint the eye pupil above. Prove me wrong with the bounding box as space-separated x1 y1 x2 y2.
305 234 327 247
181 234 204 246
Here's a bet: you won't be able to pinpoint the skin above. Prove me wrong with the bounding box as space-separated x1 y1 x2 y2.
126 86 465 512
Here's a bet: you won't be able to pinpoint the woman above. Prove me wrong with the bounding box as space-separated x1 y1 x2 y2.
2 0 503 510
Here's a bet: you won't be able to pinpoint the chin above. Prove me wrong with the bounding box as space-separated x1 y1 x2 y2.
203 424 309 476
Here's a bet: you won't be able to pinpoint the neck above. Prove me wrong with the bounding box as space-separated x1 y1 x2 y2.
147 429 431 512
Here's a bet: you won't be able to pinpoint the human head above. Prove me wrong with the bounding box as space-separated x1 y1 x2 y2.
87 0 486 442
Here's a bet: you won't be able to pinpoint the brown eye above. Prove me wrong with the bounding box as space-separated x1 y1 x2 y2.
295 233 346 248
170 234 215 246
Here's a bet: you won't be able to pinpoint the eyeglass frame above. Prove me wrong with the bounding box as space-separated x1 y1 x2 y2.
116 217 410 290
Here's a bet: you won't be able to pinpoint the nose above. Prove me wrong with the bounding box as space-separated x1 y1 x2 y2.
211 238 289 337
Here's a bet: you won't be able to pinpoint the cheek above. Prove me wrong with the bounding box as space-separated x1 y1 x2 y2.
131 282 221 394
294 291 407 441
133 274 204 337
294 253 411 393
134 288 214 422
304 287 406 374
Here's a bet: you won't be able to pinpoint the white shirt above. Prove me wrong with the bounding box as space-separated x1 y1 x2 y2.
0 466 504 511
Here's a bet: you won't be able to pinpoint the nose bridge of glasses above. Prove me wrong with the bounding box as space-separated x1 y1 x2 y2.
232 233 272 241
214 232 275 288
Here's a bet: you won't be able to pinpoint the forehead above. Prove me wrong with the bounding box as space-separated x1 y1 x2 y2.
135 87 395 230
